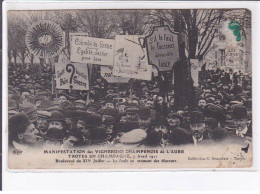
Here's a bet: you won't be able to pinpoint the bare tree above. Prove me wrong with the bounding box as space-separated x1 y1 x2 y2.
75 10 117 38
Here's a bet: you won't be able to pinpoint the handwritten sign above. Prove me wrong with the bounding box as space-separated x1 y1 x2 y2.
190 59 200 87
101 66 130 83
55 63 89 91
70 34 115 66
145 25 179 71
113 35 152 80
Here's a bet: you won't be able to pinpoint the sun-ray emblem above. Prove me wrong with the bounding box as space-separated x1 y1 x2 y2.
25 20 65 59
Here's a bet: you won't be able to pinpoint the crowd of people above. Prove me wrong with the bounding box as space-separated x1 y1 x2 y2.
8 62 252 150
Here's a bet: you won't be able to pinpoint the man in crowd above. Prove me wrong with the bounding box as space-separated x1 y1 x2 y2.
36 110 51 136
9 112 40 151
232 105 252 138
45 111 66 147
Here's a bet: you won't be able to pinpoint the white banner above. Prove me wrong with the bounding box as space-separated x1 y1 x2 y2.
70 34 115 66
145 26 179 71
101 66 130 83
190 59 200 87
113 35 152 80
55 63 89 90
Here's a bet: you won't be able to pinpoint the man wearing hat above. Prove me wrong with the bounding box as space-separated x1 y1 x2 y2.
36 110 51 136
58 93 70 105
146 116 169 147
20 102 38 122
75 100 86 111
138 107 152 131
45 111 66 146
189 111 208 145
86 102 101 114
103 116 117 135
232 105 252 138
74 110 91 142
77 112 102 144
86 126 111 145
166 112 193 145
9 113 40 151
100 107 118 123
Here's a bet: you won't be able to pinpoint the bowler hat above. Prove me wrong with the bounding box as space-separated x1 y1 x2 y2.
74 110 89 120
100 107 117 117
85 114 102 127
204 103 226 122
168 128 193 145
48 111 65 122
154 116 168 126
189 111 205 124
87 126 111 143
232 105 247 119
138 107 151 119
103 116 116 125
167 113 183 124
9 112 32 131
40 99 53 110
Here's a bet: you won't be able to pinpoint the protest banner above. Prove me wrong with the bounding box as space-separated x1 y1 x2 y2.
113 35 152 80
145 25 179 71
70 34 115 66
101 66 130 83
190 59 200 87
55 63 89 90
25 20 65 59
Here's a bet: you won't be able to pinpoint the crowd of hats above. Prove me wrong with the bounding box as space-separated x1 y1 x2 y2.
8 62 252 147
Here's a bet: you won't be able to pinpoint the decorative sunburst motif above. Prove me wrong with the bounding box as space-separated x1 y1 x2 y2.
25 20 65 59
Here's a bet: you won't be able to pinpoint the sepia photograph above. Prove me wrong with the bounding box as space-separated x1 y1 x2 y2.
6 7 252 169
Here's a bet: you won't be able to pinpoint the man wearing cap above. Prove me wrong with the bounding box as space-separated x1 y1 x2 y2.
75 100 86 111
36 110 51 136
86 102 101 114
9 113 40 151
58 93 70 105
232 105 252 138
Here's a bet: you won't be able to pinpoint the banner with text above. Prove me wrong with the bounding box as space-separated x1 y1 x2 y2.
145 25 179 71
113 35 152 80
101 66 130 83
55 63 89 90
70 34 115 66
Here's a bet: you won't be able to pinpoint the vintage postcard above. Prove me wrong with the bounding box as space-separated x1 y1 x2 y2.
5 7 252 169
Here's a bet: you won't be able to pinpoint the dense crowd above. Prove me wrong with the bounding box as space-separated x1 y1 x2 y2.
8 62 252 150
